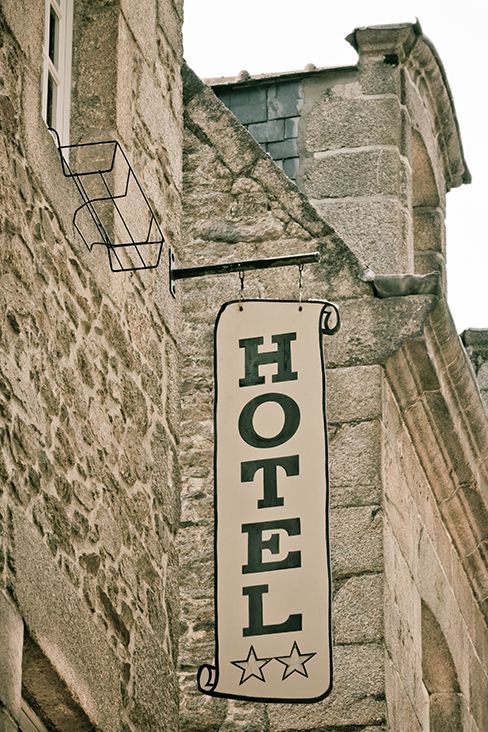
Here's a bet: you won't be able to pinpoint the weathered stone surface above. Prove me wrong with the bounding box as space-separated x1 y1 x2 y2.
131 623 179 732
329 420 382 508
312 197 412 274
0 708 18 732
305 148 401 199
414 250 445 280
326 365 383 423
330 506 383 577
333 574 383 644
0 5 184 732
306 96 401 152
385 655 423 732
268 644 386 729
324 295 439 369
413 206 445 253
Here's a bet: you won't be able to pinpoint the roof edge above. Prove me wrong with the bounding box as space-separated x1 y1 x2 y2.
347 20 470 187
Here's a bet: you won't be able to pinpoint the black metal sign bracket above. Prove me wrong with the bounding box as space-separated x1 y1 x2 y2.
169 249 320 297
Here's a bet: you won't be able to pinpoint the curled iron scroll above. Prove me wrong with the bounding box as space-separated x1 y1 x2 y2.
321 303 340 335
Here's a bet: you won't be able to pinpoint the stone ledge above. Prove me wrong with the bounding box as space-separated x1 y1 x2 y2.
324 294 439 368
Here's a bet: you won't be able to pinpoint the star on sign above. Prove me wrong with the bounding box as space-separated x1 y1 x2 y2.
276 641 316 680
231 645 272 684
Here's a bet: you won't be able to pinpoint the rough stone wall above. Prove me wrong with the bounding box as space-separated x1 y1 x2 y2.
178 63 396 732
299 65 411 277
213 24 469 297
178 50 486 732
0 3 183 732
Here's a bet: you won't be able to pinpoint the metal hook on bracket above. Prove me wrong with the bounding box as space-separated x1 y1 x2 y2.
238 271 245 310
298 263 304 310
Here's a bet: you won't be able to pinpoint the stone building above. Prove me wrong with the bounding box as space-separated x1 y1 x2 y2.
0 6 487 732
0 2 184 732
178 21 488 732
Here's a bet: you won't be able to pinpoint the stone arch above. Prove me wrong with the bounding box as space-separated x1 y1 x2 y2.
412 130 439 208
411 129 446 289
421 601 467 731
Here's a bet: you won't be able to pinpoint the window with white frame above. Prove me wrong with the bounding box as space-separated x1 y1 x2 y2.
41 0 73 146
20 699 50 732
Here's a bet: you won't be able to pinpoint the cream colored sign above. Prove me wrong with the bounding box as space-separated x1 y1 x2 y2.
198 300 338 703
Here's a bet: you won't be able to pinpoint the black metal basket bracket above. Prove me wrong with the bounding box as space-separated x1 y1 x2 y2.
50 129 164 272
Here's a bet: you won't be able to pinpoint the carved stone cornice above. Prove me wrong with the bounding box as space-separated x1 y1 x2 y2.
384 298 488 621
347 21 470 190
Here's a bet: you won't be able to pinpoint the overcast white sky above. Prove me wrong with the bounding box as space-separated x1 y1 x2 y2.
183 0 487 334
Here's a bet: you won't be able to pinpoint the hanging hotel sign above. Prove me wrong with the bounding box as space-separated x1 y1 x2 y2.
198 299 339 703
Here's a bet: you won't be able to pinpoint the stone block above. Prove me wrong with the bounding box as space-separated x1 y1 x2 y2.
414 251 445 282
267 80 303 120
312 198 413 274
330 506 383 577
327 365 383 424
131 622 179 732
477 362 488 391
0 591 23 721
268 644 385 729
383 441 417 572
384 581 423 723
71 4 119 134
324 296 438 370
469 648 488 732
357 56 402 96
121 0 158 63
430 693 470 732
304 148 401 199
400 156 413 209
385 655 423 732
329 420 382 508
305 96 401 152
228 86 268 125
383 522 421 650
1 0 42 65
333 574 383 643
474 603 488 681
157 0 184 62
413 207 445 253
401 105 413 160
247 119 285 143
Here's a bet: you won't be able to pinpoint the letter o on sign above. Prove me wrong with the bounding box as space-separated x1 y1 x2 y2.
238 393 301 448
